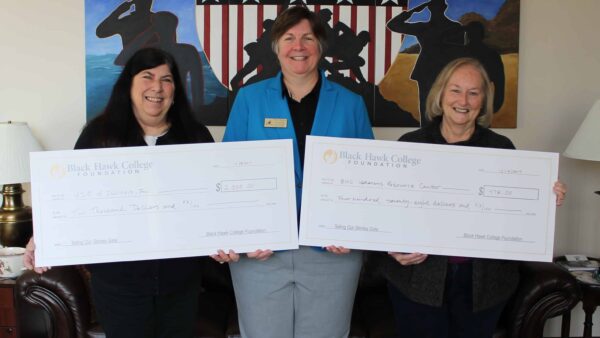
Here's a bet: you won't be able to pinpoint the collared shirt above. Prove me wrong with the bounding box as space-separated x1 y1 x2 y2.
282 74 321 166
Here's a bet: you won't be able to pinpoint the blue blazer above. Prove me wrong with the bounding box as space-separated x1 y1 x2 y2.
223 72 374 210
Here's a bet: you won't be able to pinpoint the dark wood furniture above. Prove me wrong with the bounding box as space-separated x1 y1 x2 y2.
0 279 18 337
556 256 600 338
580 281 600 338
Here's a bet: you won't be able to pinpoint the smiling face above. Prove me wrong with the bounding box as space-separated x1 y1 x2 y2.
130 64 174 135
441 64 485 130
276 19 321 80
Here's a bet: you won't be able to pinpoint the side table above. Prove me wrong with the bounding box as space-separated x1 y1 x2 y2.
579 278 600 338
0 279 18 337
556 256 600 338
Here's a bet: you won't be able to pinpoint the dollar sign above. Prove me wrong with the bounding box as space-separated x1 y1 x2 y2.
216 183 221 192
478 187 484 196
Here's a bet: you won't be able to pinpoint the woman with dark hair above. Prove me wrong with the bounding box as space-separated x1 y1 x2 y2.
379 57 566 338
24 47 214 338
211 6 373 338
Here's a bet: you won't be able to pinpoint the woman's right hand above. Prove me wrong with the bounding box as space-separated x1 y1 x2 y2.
23 237 50 274
388 252 428 266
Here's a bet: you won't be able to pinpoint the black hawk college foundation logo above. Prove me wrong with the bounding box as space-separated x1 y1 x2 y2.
322 149 338 164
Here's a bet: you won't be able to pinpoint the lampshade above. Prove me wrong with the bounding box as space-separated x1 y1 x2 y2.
564 100 600 161
0 121 43 185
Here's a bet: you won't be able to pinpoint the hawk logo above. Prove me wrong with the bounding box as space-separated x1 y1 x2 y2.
322 149 338 164
50 164 67 179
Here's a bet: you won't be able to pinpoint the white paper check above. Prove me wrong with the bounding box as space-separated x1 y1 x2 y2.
299 136 558 262
31 140 298 267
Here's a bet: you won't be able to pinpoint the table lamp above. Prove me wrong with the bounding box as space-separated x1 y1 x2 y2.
563 99 600 195
0 121 43 247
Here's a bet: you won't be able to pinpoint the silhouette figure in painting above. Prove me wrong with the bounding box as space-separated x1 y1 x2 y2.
230 19 279 91
318 9 371 84
96 0 204 110
317 8 340 52
330 31 371 84
387 0 465 125
318 9 343 77
465 21 505 112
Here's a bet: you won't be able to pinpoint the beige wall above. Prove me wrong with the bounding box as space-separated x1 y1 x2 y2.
2 0 600 335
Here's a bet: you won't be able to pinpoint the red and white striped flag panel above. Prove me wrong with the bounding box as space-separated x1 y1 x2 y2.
196 3 405 89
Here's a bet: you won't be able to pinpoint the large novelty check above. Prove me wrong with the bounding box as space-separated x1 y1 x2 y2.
299 136 558 262
31 140 298 266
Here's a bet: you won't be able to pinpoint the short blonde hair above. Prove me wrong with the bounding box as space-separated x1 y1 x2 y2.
425 57 494 127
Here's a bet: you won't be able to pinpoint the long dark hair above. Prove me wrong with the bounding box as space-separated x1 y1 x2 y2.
85 47 206 147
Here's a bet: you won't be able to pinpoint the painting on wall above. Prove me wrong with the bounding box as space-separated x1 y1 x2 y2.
380 0 520 127
85 0 519 127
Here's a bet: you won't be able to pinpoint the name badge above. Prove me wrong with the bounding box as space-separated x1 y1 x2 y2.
264 118 288 128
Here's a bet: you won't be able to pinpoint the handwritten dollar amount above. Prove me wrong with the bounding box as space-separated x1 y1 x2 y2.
216 178 278 192
478 185 539 200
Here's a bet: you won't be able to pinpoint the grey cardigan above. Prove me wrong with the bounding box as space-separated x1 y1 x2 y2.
378 254 519 311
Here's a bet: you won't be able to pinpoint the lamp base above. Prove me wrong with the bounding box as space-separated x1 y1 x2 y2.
0 184 33 247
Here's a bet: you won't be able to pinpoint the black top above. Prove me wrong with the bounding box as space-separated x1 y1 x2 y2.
282 75 321 166
399 116 515 150
75 120 214 296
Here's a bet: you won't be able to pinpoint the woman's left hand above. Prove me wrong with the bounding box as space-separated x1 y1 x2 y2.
325 245 351 255
246 249 273 261
554 181 567 206
210 249 240 264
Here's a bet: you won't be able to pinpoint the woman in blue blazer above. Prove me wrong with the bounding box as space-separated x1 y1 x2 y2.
211 6 373 338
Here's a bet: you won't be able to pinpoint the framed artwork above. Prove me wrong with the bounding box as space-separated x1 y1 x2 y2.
85 0 519 127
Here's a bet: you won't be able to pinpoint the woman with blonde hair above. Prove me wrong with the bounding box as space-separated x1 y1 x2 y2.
380 57 566 338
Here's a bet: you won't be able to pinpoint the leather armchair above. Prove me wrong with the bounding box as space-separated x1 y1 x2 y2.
16 261 237 338
349 257 582 338
497 261 582 338
16 258 580 338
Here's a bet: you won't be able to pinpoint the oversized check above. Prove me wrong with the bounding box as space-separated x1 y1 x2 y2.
299 136 558 262
31 140 298 267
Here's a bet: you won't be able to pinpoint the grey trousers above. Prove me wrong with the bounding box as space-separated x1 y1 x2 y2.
229 246 363 338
